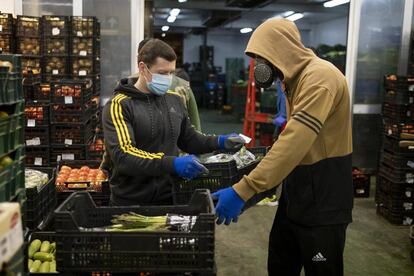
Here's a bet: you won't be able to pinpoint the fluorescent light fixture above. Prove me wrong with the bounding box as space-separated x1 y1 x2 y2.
240 27 253 34
178 0 187 2
161 25 169 31
170 8 181 17
167 16 176 23
161 33 166 37
323 0 350 8
283 11 295 17
285 13 304 21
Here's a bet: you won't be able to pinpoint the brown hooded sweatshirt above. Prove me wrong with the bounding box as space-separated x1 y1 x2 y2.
233 18 353 226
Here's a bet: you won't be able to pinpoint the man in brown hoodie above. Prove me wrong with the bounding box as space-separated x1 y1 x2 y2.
212 19 353 275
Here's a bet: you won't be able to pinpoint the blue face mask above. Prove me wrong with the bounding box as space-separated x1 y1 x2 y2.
145 65 172 96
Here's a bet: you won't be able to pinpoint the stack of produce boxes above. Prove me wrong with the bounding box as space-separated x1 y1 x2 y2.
376 75 414 225
0 13 14 54
0 53 25 275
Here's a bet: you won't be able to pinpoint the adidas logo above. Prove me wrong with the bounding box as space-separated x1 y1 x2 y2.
312 253 327 262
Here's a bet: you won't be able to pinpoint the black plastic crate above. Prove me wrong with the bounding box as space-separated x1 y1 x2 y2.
50 79 92 105
380 150 414 169
383 119 414 139
377 205 414 225
0 102 25 155
50 102 94 124
0 146 25 202
378 163 414 183
383 136 414 154
70 36 100 57
41 16 69 37
382 102 414 121
384 75 414 104
27 231 59 274
0 13 14 35
42 74 70 83
53 190 215 273
26 146 50 167
16 37 41 56
16 16 41 37
51 121 94 145
42 36 69 56
25 126 50 146
71 16 99 37
50 145 87 166
352 168 371 198
73 73 100 94
25 167 57 230
377 175 414 200
25 102 50 126
376 189 414 213
70 56 100 76
21 55 42 75
42 56 68 75
0 34 14 54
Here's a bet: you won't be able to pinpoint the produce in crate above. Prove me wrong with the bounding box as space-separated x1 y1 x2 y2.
54 85 82 97
56 165 107 188
203 147 261 169
25 169 49 190
28 239 57 273
17 38 41 55
44 39 67 55
0 155 13 169
25 106 45 121
89 138 104 152
72 37 94 55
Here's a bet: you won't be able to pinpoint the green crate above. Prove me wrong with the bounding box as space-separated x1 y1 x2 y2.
0 71 23 104
0 101 24 156
0 146 25 202
0 54 22 73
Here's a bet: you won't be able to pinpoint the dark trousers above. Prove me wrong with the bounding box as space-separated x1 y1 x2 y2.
268 201 348 276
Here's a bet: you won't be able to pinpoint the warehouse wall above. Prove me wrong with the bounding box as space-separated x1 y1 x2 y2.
310 16 348 47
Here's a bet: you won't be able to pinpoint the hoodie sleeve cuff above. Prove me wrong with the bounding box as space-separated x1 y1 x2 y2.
210 135 220 151
162 156 176 174
233 177 257 202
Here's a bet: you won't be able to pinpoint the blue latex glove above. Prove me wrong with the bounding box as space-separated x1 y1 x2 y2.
273 116 287 128
174 155 208 180
218 133 245 150
212 187 245 225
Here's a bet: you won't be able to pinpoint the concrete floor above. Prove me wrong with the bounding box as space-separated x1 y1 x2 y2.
199 109 414 276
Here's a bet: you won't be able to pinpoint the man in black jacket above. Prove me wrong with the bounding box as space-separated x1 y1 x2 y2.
102 39 244 206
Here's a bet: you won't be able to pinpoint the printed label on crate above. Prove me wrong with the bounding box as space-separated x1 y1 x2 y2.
410 97 414 104
406 190 412 198
356 189 365 194
79 50 87 56
57 155 61 162
0 25 2 32
52 27 60 36
34 157 43 166
64 139 73 145
26 137 41 146
388 128 392 135
77 31 83 37
408 111 411 117
62 153 75 160
27 119 36 127
79 70 87 76
64 96 73 104
408 161 414 169
403 202 413 211
410 85 414 92
52 69 59 75
403 216 413 226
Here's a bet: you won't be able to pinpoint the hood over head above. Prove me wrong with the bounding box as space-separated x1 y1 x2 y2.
113 77 155 99
245 18 316 86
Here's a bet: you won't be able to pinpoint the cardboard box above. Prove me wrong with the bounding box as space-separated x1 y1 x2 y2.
0 202 23 269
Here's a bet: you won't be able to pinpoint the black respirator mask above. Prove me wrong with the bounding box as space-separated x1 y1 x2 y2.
254 58 280 88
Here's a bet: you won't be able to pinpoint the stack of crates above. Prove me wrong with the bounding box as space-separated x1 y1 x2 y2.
41 15 70 82
0 13 14 54
376 75 414 225
0 53 26 275
15 16 42 78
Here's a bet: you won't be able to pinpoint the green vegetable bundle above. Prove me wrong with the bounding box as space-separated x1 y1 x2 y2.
28 239 57 273
108 212 168 232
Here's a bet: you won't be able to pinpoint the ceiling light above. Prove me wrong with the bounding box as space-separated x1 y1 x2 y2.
285 13 304 22
161 25 169 32
170 8 181 17
240 27 253 34
178 0 187 2
283 11 295 17
161 33 166 37
167 16 176 23
323 0 350 8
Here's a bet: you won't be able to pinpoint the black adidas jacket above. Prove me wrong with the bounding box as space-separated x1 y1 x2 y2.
102 78 220 205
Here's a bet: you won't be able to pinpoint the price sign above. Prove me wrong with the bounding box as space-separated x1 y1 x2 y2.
27 119 36 127
52 69 59 75
52 27 60 36
62 153 75 160
34 157 43 166
79 50 87 56
79 70 87 76
64 139 73 145
64 96 73 104
77 31 83 37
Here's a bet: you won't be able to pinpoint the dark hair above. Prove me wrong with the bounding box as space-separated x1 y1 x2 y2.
138 38 151 52
138 38 177 67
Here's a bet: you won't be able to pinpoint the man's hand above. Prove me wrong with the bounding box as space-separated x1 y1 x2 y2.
212 187 245 225
174 155 209 180
218 133 245 151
